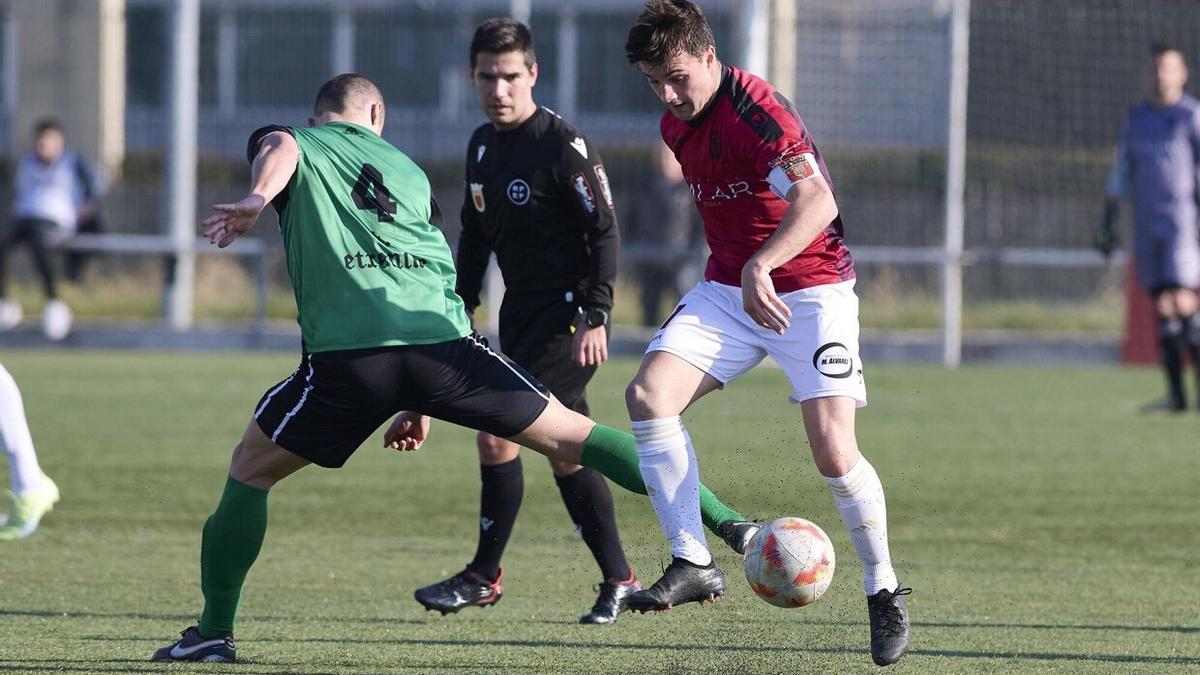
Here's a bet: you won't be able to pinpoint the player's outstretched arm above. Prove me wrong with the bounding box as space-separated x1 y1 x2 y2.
203 131 298 248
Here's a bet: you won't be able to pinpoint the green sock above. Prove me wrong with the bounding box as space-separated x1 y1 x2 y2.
581 424 745 535
197 476 269 637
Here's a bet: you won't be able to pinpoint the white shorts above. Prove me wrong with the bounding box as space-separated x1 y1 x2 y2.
646 279 867 406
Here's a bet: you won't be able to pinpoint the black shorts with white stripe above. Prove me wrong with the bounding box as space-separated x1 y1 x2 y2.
253 334 551 468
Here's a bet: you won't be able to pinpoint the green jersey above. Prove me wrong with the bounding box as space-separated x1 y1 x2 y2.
256 122 472 352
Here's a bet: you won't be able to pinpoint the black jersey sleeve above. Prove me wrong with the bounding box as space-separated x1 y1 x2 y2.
246 125 294 162
557 134 619 311
246 125 296 214
455 178 491 315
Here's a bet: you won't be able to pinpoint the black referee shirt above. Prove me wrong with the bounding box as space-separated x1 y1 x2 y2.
456 106 619 313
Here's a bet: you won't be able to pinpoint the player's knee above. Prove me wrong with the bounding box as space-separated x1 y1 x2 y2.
1153 290 1181 318
1178 290 1199 317
228 422 303 489
476 432 519 464
547 458 583 477
229 441 275 489
625 378 664 419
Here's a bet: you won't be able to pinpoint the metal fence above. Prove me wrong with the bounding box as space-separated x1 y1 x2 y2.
4 0 1199 361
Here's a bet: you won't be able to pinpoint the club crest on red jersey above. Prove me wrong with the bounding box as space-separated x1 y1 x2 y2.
778 154 816 183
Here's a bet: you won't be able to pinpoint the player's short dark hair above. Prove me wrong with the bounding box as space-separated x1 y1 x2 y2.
470 18 536 70
33 117 63 137
1150 41 1184 59
625 0 715 66
313 73 383 116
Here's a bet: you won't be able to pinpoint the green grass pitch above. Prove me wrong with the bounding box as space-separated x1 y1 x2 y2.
0 351 1196 673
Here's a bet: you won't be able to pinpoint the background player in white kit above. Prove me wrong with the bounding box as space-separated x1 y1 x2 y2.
621 1 911 667
0 363 59 540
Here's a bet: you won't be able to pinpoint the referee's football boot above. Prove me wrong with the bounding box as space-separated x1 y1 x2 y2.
867 584 912 666
414 568 503 615
626 557 725 613
579 571 641 624
151 626 236 663
717 519 760 556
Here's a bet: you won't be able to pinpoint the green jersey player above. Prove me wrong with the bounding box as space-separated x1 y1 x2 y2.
151 73 754 664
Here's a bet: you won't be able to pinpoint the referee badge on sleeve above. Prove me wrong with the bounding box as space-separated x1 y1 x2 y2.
571 173 597 214
470 182 486 212
593 165 614 209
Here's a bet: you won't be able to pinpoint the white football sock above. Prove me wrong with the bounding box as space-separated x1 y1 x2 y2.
0 364 46 494
823 457 898 595
632 416 711 565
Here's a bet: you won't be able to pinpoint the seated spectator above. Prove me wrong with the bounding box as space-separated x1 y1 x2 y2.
0 118 102 340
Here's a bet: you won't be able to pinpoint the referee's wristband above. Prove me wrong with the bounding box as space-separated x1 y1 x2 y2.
581 306 609 328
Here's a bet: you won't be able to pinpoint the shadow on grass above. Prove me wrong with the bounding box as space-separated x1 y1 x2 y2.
911 620 1198 634
906 648 1200 666
77 635 1200 668
0 661 311 675
0 608 421 626
14 608 1193 637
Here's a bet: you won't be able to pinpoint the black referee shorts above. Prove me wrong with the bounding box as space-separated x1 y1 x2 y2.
253 335 551 468
499 290 604 416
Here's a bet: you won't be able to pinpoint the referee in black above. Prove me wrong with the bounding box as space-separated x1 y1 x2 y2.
413 18 637 624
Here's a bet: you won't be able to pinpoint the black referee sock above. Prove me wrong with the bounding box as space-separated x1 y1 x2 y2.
467 457 524 582
555 467 631 582
1158 318 1187 408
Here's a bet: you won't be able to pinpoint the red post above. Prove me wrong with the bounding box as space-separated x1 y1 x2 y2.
1120 257 1160 364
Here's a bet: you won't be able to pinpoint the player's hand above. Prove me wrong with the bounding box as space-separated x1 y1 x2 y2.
572 323 608 367
741 260 791 334
1093 200 1120 259
202 194 267 248
383 411 431 452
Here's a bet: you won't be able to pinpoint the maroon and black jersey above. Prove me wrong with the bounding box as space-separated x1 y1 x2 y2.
661 66 854 292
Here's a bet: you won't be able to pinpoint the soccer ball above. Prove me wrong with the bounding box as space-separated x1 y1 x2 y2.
743 517 835 608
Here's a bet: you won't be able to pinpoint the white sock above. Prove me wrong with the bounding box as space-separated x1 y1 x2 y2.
823 457 898 595
0 364 46 494
632 416 711 565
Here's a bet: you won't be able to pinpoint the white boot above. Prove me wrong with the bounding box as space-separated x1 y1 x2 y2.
42 299 72 341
